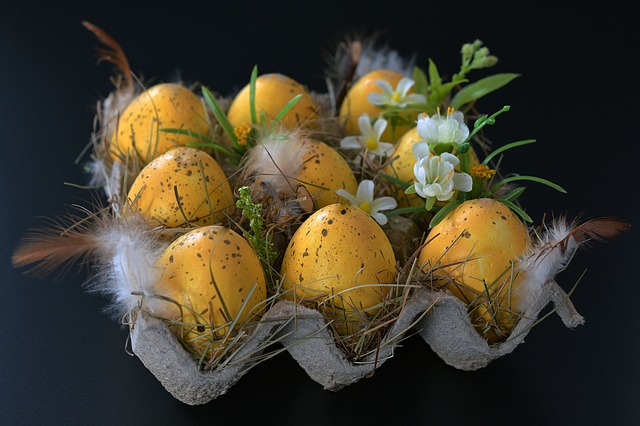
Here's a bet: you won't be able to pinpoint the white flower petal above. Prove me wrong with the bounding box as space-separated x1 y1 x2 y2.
357 114 373 135
376 141 395 157
372 212 389 226
356 179 375 202
423 183 442 197
372 118 388 139
404 93 427 104
452 172 473 192
373 79 394 95
336 189 358 205
371 196 398 212
367 92 386 106
412 141 430 160
396 77 415 97
440 152 460 166
340 136 363 150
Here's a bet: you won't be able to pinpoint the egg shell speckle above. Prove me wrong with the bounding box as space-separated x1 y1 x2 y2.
152 226 267 343
280 204 396 321
127 146 234 228
113 83 210 163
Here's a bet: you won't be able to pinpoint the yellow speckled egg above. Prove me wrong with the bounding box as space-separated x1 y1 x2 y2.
293 139 358 208
418 198 532 342
112 83 210 164
383 126 481 208
339 69 416 142
127 146 234 228
226 73 319 137
151 226 267 353
280 203 397 334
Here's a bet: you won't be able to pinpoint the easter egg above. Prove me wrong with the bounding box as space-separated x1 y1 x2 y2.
127 146 234 228
151 226 267 356
226 73 319 140
418 198 532 342
339 69 416 141
112 83 209 164
280 203 397 334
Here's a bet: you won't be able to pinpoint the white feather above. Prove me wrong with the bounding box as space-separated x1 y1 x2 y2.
242 130 308 198
513 219 581 313
89 218 169 320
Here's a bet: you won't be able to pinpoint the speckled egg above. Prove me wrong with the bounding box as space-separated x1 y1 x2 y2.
292 139 358 208
127 146 234 228
280 203 397 334
112 83 210 164
418 198 532 342
226 73 319 137
339 69 416 141
151 225 267 351
383 126 481 207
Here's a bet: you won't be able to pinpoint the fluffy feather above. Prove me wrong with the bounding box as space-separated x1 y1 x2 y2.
513 216 630 312
240 129 308 198
12 207 168 320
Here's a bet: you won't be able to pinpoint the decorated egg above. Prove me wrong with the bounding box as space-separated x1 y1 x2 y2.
339 69 417 141
127 146 234 228
246 135 358 209
112 83 210 164
280 203 397 334
226 73 319 139
418 198 532 342
151 225 267 355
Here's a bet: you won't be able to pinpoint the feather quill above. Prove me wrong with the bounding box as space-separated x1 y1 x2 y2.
513 216 630 312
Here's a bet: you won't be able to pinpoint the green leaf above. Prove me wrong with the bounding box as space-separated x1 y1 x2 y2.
450 73 520 109
201 86 237 145
489 175 567 195
427 58 442 88
384 205 426 218
429 199 462 229
412 66 429 97
482 139 536 165
497 198 533 223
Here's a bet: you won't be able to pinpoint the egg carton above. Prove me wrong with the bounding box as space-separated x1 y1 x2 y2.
130 279 582 405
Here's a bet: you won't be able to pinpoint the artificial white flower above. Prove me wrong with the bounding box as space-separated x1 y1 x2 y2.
411 141 472 209
367 77 426 108
336 180 397 225
416 107 469 145
340 114 394 158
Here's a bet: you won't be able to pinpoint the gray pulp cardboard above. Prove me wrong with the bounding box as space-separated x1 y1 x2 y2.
130 279 583 405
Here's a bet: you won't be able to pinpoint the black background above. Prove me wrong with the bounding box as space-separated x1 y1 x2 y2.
1 1 638 425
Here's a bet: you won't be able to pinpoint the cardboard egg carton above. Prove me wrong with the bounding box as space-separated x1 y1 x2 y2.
130 279 583 405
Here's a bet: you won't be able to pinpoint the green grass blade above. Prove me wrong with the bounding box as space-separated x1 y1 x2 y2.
273 94 302 123
489 175 567 194
497 198 532 223
482 139 536 165
201 86 237 144
250 65 258 125
429 199 462 229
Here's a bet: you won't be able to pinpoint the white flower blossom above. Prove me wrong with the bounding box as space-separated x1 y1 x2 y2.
411 141 472 208
367 77 426 108
340 114 394 159
336 180 397 225
416 107 469 145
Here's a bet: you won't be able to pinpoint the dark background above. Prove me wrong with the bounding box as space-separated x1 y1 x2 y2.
1 1 637 425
